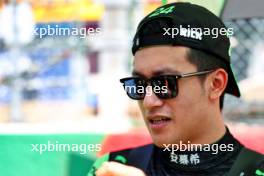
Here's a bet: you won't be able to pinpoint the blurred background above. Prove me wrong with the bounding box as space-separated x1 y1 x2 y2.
0 0 263 176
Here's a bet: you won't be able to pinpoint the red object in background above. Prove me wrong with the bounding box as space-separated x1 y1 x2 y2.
230 124 264 154
98 125 264 157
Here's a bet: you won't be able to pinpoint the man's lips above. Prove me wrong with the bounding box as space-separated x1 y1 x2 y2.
146 115 172 129
147 114 172 121
149 117 171 124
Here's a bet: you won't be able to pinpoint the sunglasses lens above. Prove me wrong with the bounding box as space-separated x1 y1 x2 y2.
120 75 178 100
121 78 146 100
152 76 178 99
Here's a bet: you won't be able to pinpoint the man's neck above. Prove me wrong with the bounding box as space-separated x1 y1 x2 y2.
189 112 226 145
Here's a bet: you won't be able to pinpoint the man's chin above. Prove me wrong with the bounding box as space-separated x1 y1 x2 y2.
151 134 184 148
151 136 173 148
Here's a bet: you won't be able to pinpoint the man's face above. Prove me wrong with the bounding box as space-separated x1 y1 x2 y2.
133 46 210 147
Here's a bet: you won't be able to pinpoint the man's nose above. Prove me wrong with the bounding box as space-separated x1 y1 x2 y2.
142 86 163 109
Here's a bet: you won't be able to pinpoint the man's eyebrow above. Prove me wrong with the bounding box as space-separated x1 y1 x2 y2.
152 69 181 76
132 68 181 77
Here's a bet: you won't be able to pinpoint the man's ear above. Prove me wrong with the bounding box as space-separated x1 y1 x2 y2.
208 68 228 100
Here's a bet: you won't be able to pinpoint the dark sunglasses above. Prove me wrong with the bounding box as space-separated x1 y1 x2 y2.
120 70 214 100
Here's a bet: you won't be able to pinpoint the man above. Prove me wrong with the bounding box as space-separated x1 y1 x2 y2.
88 2 264 176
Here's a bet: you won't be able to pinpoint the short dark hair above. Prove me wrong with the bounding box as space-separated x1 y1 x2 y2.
186 48 228 110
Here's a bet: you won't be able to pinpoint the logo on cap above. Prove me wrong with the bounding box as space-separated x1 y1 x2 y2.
148 5 175 18
179 27 202 40
163 26 203 40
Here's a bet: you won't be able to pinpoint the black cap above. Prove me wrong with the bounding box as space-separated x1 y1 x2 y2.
132 2 240 97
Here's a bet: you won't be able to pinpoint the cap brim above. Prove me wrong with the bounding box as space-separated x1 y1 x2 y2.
226 65 241 97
